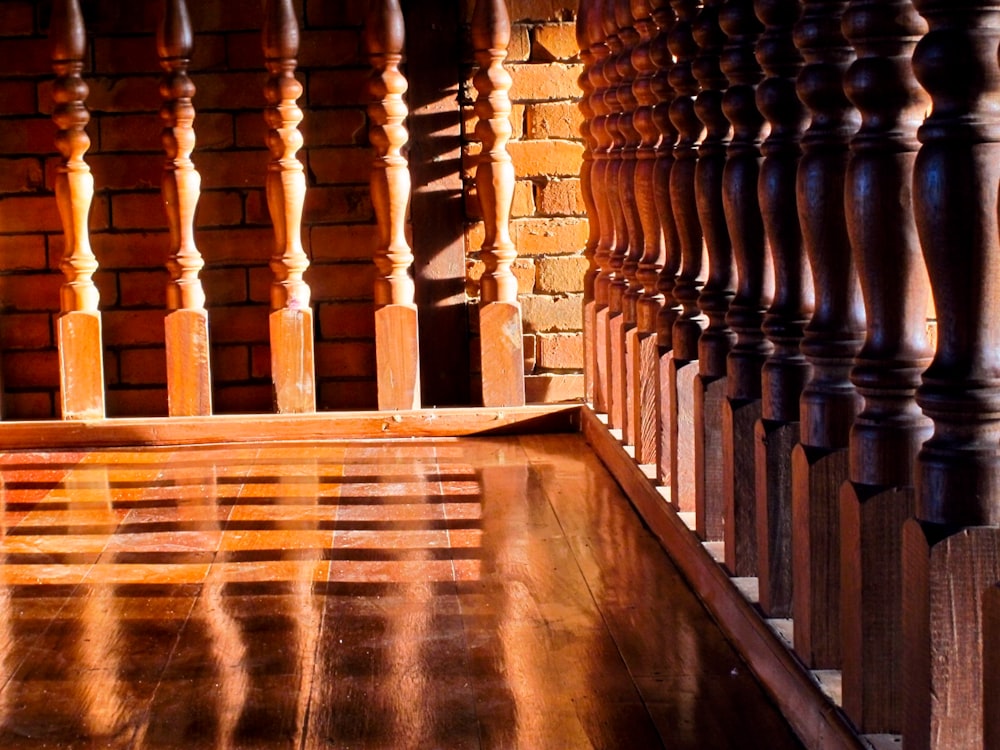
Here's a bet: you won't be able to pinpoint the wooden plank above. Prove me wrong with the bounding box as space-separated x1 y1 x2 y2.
694 375 726 541
58 311 105 421
479 302 526 407
270 308 316 414
375 305 421 411
165 309 212 417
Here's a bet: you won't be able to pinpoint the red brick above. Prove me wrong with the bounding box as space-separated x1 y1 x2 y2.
525 372 583 403
308 69 369 108
0 2 35 35
301 109 368 147
303 185 373 223
97 114 161 152
0 37 52 76
88 231 170 269
2 349 59 388
208 305 269 344
318 379 376 411
535 254 588 294
536 331 582 369
4 391 55 420
235 112 269 149
465 179 535 219
508 0 577 23
245 189 270 225
507 139 583 178
0 235 47 271
507 25 532 63
106 388 168 418
103 309 167 346
88 153 162 190
190 72 271 111
120 269 169 308
520 292 583 332
308 146 372 185
311 261 375 301
65 76 163 114
0 312 52 349
93 269 118 307
187 2 269 32
74 1 159 34
536 177 585 215
309 224 378 261
531 23 580 62
119 347 167 385
302 30 362 68
304 0 366 28
316 340 375 378
198 227 274 264
0 157 44 192
195 150 268 189
92 36 161 75
525 101 584 140
202 267 249 305
0 81 38 115
0 195 62 232
197 191 244 227
248 266 272 304
210 344 251 382
318 301 375 339
0 116 59 155
111 192 167 230
514 217 589 255
250 343 271 379
509 62 583 102
213 383 272 414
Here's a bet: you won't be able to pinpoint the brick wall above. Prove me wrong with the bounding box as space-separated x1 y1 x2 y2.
0 0 585 418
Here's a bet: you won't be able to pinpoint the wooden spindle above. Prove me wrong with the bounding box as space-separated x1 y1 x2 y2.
718 0 770 572
603 3 630 430
263 0 315 413
903 2 1000 746
691 0 733 540
589 0 616 416
473 0 525 407
785 0 862 628
629 0 665 465
51 0 105 420
749 0 811 580
366 0 421 411
668 0 706 513
839 0 930 732
615 0 645 447
652 0 682 487
159 0 212 417
578 2 600 408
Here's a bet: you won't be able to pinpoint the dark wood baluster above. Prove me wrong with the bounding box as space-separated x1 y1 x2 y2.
785 0 862 628
652 0 682 487
987 583 1000 749
263 0 315 413
590 0 616 416
615 0 645 446
51 0 105 420
749 0 811 581
630 0 666 466
159 0 212 417
839 0 930 732
604 4 630 431
473 0 526 407
578 2 600 407
691 0 733 540
668 0 706 513
366 0 421 411
903 2 1000 746
719 0 771 571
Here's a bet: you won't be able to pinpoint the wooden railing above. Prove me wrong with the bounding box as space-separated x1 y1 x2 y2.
577 0 999 747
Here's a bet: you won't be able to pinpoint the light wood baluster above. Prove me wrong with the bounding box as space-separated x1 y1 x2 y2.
630 0 667 466
839 0 930 732
903 2 1000 746
749 0 811 581
473 0 525 407
263 0 315 414
159 0 212 417
789 0 862 639
366 0 420 411
652 0 682 487
578 2 600 407
691 0 734 540
668 0 706 513
51 0 105 420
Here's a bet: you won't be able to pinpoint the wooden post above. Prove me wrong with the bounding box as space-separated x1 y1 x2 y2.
366 0 421 411
589 0 615 417
630 0 667 466
786 0 863 629
750 0 811 581
263 0 315 414
159 0 212 417
473 0 525 407
51 0 105 420
578 2 600 408
904 2 1000 746
691 0 734 540
719 0 771 573
653 0 682 487
603 4 631 430
986 584 1000 750
668 0 706 513
839 0 930 732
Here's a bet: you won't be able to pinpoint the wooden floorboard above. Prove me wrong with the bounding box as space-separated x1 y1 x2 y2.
0 434 803 749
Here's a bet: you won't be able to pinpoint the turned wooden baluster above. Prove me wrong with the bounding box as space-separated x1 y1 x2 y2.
614 0 645 446
578 2 600 407
603 4 631 430
789 0 862 639
629 0 666 465
589 0 616 416
903 2 1000 747
719 0 771 572
159 0 212 417
263 0 315 413
473 0 525 406
839 0 930 733
51 0 105 420
652 0 682 487
366 0 421 411
691 0 734 540
668 0 706 513
749 0 811 581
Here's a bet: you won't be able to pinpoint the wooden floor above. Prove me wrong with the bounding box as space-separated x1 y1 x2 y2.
0 434 803 749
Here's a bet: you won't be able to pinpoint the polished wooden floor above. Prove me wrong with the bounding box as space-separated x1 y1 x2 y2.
0 434 803 749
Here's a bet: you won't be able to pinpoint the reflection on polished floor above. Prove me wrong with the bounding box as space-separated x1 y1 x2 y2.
0 434 802 749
